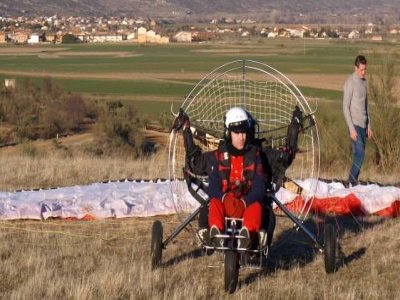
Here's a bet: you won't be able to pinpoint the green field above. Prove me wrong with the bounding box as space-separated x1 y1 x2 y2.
0 39 398 116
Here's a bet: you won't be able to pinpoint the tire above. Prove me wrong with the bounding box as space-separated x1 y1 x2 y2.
151 220 163 270
324 223 337 274
224 250 239 293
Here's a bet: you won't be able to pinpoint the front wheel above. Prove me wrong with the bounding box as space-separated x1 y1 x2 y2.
151 220 163 270
324 223 337 274
225 250 239 293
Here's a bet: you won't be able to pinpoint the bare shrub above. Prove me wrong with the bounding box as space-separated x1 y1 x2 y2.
0 78 90 141
368 51 400 174
95 101 145 158
157 111 174 131
316 104 349 175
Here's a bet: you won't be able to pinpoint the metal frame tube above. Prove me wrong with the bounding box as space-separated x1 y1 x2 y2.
162 205 203 248
271 195 324 249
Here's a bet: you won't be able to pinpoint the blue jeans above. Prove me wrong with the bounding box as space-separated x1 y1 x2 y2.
348 125 367 183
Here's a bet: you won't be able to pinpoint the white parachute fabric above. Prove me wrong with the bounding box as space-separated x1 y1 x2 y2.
0 180 399 220
0 180 197 220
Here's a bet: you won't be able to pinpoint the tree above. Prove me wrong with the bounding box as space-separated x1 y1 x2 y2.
62 33 80 44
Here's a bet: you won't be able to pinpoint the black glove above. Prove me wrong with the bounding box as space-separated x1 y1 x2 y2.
291 105 303 126
171 108 190 131
286 106 303 154
231 180 249 198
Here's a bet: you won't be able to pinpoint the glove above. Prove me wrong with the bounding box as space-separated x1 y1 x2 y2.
231 180 249 198
291 105 303 125
222 192 246 218
171 108 190 131
286 106 303 155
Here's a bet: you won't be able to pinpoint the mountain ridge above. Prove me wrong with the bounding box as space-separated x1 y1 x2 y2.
1 0 400 24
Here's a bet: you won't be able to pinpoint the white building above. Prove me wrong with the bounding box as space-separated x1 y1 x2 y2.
27 33 40 44
174 31 192 43
348 30 360 39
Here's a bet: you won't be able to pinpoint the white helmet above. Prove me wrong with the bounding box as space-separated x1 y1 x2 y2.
224 107 250 132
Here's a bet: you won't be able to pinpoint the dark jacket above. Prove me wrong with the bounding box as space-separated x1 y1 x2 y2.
208 142 265 206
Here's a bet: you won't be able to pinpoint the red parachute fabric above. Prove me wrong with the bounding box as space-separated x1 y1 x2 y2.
275 195 400 217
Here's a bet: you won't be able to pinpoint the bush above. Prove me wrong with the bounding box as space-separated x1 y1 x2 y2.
0 78 90 141
157 111 174 131
368 51 400 174
95 101 145 158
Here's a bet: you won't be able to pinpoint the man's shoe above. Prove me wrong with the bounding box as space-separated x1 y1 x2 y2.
259 229 268 250
237 226 250 249
210 226 223 248
196 227 210 246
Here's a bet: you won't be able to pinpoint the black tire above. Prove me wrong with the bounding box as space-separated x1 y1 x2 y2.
224 250 239 293
324 223 337 274
151 220 163 270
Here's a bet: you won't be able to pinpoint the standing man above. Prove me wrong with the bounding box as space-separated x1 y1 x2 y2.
343 55 373 186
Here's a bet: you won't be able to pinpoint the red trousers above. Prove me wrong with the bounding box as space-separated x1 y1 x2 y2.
208 198 262 233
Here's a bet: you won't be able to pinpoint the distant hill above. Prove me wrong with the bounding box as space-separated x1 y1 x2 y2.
2 0 400 24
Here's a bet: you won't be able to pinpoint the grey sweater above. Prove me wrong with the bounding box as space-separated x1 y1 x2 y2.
343 72 369 132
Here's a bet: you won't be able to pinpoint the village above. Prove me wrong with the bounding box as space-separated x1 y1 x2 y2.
0 15 399 45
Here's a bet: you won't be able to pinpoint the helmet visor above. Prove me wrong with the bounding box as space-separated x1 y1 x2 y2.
229 120 249 133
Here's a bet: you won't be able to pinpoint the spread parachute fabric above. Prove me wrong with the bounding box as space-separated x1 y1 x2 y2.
0 180 399 220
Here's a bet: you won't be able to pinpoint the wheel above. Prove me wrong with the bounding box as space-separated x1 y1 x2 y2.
151 220 163 270
224 250 239 293
324 223 337 274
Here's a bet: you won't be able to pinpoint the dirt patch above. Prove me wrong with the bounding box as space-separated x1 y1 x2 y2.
0 47 70 54
37 51 142 58
0 68 348 91
0 132 95 155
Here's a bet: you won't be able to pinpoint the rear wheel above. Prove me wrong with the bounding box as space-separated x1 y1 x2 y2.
224 250 239 293
324 223 337 273
151 220 163 270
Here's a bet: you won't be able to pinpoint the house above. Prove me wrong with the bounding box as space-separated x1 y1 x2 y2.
146 30 156 43
91 33 107 43
13 32 29 43
348 30 360 39
137 27 147 43
192 31 215 42
28 33 40 44
365 28 373 35
76 33 91 43
127 32 135 40
0 32 7 43
46 34 57 43
174 31 192 43
160 36 170 44
287 28 304 38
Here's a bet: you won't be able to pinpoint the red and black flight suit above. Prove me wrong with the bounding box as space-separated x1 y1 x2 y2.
208 142 265 234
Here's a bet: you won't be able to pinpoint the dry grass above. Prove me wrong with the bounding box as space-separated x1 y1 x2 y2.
0 214 399 299
0 148 168 191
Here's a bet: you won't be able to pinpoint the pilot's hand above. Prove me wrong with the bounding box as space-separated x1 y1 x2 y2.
222 192 246 218
172 108 190 131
